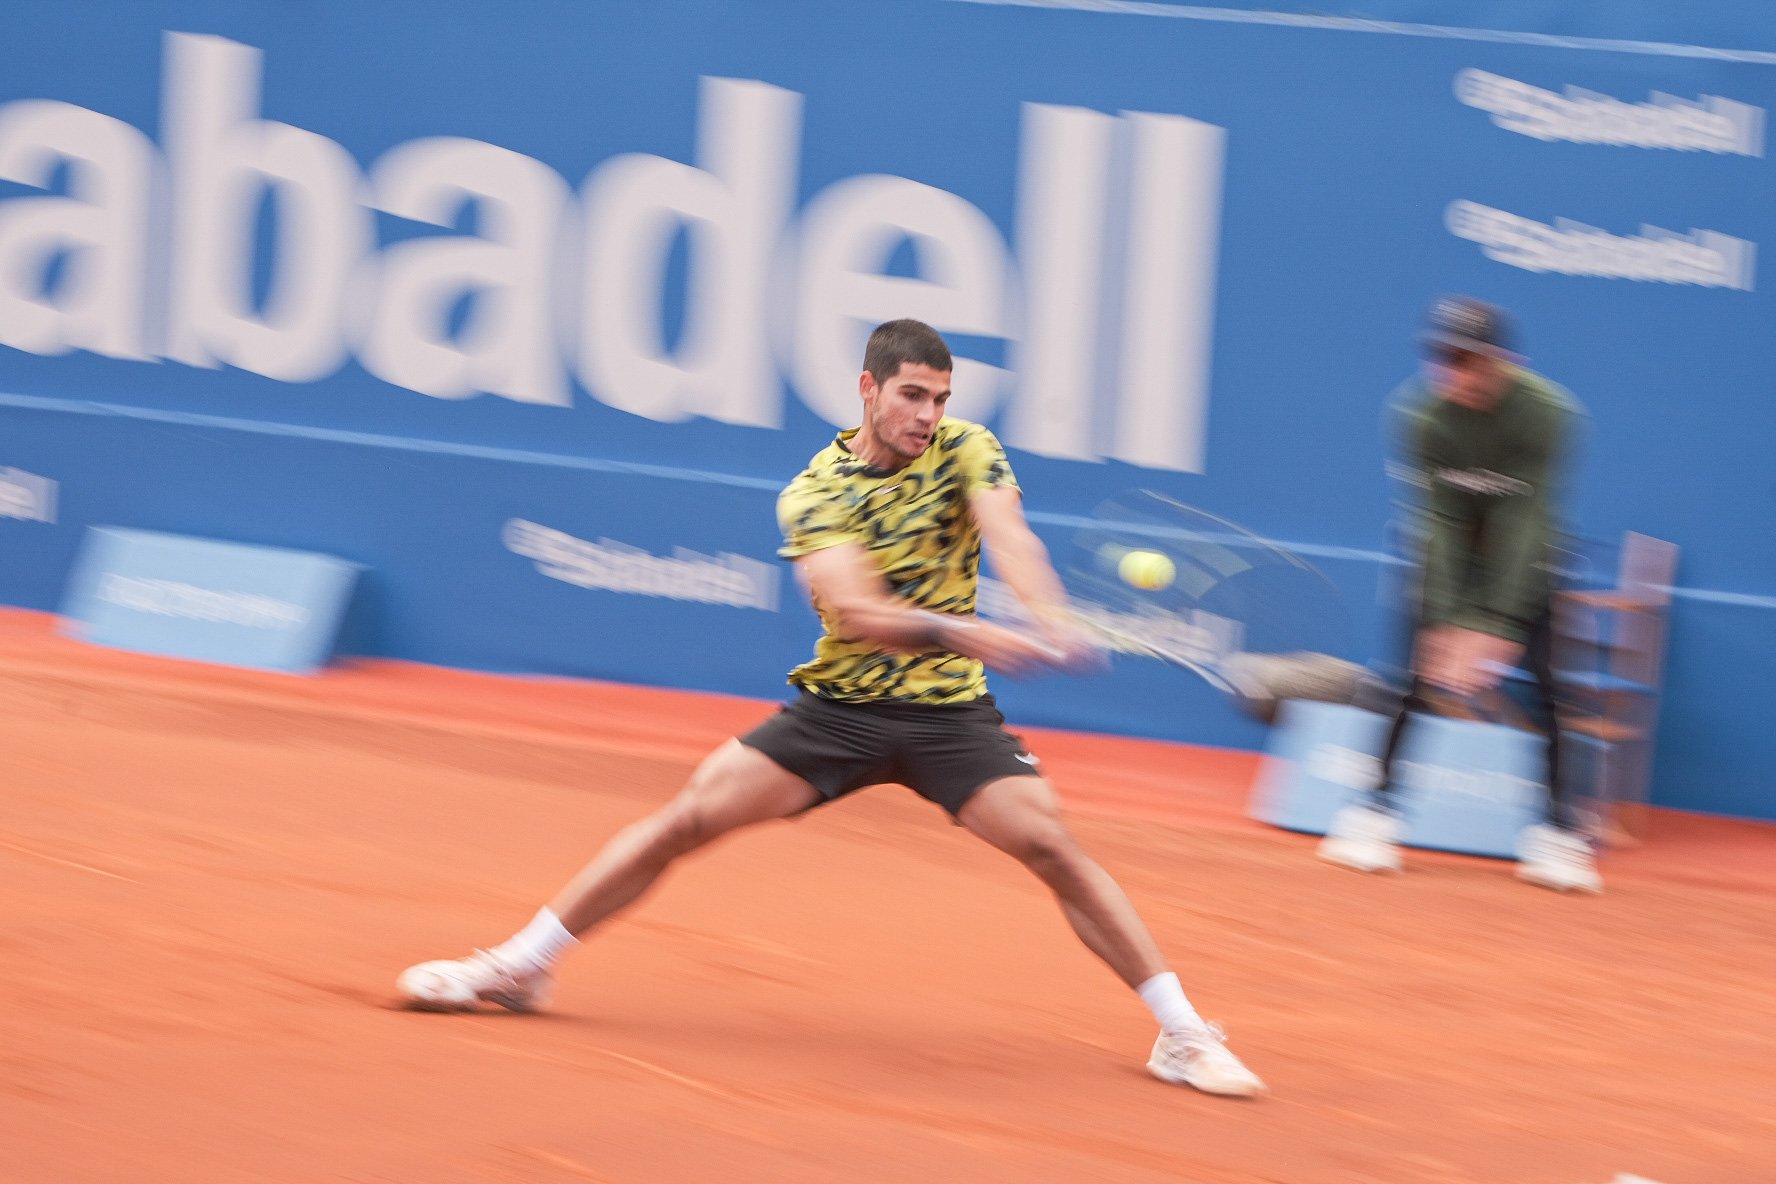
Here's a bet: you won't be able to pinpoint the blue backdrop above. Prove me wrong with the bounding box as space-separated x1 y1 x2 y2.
2 1 1771 818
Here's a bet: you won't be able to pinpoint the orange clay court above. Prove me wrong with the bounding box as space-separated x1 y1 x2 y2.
1 606 1772 1184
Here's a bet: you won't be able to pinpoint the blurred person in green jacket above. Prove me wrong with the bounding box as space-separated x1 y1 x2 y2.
1319 296 1601 893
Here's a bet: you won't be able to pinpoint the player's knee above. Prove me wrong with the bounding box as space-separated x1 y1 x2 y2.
1012 826 1082 880
638 800 713 860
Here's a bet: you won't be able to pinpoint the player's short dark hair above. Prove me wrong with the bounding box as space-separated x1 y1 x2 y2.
863 319 952 385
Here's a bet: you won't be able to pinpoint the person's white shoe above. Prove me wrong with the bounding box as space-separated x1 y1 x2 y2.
1318 804 1403 873
1147 1024 1266 1098
1516 824 1603 894
396 950 553 1012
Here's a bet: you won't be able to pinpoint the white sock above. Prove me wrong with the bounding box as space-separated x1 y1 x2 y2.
490 907 576 974
1137 971 1208 1036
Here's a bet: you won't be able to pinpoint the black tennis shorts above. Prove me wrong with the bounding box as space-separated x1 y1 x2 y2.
738 690 1043 817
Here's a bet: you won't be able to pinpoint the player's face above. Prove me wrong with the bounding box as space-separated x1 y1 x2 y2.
860 363 952 463
1426 345 1507 409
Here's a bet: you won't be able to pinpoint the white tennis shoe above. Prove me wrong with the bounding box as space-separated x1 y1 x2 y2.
397 949 553 1013
1148 1024 1266 1098
1318 804 1404 874
1516 824 1603 894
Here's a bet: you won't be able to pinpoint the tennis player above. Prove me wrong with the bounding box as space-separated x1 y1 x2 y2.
397 319 1265 1098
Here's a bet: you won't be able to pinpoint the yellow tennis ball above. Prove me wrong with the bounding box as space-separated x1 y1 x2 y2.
1118 548 1175 591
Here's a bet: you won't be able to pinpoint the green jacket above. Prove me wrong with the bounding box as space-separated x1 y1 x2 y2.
1387 367 1584 643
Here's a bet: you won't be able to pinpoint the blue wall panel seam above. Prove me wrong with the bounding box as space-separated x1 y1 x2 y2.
947 0 1776 64
8 388 1769 608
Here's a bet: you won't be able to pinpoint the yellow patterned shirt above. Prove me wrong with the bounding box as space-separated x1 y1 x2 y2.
776 418 1019 704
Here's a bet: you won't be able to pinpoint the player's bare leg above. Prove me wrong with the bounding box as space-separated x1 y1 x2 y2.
959 776 1165 985
397 740 820 1012
546 740 822 931
959 776 1265 1098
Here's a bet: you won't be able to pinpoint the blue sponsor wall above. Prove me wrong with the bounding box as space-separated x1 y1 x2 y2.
1 1 1772 818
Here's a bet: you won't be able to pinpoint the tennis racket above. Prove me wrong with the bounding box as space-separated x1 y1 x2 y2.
993 490 1374 718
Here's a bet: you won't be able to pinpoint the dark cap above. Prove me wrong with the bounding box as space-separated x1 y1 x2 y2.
1421 296 1512 354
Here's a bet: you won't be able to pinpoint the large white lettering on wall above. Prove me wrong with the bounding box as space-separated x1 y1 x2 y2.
0 100 158 361
0 33 1227 472
1007 104 1224 472
356 138 574 407
161 32 370 383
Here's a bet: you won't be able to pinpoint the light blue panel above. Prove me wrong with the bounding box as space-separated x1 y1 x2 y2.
1249 702 1394 837
1392 713 1548 858
1250 700 1547 859
60 528 360 674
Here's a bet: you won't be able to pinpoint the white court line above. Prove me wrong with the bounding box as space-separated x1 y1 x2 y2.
0 837 141 882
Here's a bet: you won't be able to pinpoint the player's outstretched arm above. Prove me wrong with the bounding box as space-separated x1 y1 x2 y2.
794 543 1059 678
969 485 1099 670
